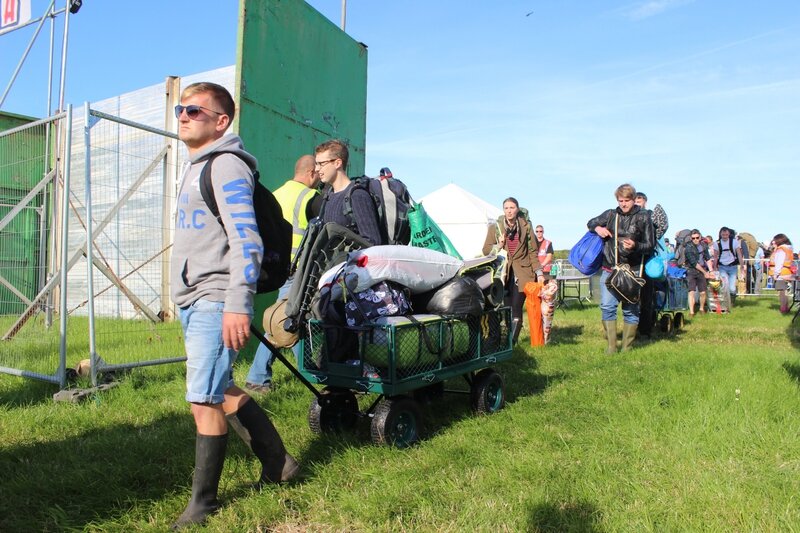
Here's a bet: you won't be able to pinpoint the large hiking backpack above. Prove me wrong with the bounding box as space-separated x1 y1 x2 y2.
672 229 693 267
343 171 412 245
738 232 758 260
199 152 293 293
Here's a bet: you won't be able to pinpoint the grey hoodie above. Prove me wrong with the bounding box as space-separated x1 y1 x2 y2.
170 134 262 315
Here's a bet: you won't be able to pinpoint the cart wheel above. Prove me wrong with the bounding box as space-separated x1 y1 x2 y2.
673 312 685 331
659 314 673 334
370 397 422 448
471 369 505 414
308 389 359 434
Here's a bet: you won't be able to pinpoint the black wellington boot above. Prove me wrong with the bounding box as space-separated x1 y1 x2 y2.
227 399 300 487
173 433 228 530
511 317 522 345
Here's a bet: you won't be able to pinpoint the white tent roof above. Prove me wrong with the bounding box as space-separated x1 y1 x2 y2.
417 183 502 258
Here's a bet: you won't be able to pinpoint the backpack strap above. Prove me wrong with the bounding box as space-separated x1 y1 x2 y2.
341 179 366 234
379 178 397 244
199 151 259 231
199 152 225 229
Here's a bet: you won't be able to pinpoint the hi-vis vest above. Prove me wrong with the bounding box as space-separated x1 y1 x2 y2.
537 238 552 272
770 244 794 280
273 180 318 261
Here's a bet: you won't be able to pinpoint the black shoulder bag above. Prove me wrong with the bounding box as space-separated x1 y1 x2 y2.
605 215 646 304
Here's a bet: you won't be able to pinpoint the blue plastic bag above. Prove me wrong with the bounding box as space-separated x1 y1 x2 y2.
568 231 604 276
645 238 667 281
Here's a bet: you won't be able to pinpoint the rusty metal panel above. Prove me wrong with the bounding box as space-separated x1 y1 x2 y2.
236 0 368 190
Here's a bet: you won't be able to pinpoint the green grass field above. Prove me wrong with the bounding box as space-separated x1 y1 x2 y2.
2 297 799 532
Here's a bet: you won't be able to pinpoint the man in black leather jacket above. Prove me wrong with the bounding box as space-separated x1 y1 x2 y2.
587 184 655 354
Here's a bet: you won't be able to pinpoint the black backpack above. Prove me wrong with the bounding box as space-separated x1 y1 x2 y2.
199 151 292 293
342 174 413 245
716 238 740 266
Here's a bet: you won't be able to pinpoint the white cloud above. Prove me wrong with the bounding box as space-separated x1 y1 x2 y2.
621 0 696 20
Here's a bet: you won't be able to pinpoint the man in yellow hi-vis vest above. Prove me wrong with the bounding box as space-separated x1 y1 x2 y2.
246 155 321 392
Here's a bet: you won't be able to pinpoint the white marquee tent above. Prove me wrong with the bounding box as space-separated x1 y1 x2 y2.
417 183 502 259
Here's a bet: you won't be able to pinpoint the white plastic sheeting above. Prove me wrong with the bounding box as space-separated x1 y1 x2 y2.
417 183 502 259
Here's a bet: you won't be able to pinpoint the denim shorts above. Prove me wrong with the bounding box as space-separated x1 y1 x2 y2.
180 298 237 404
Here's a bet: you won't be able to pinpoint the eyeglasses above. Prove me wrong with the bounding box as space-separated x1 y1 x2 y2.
314 158 338 168
174 104 226 120
534 230 544 234
691 236 701 241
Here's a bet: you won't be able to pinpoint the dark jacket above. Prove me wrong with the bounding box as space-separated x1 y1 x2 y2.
685 242 710 270
586 206 655 269
482 216 541 293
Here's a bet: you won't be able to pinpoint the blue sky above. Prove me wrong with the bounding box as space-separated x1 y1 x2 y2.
3 0 799 250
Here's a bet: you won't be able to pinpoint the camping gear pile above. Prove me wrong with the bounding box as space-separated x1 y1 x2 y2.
271 220 514 447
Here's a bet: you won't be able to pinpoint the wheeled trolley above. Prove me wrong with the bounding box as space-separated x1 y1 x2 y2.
295 307 513 447
653 276 689 334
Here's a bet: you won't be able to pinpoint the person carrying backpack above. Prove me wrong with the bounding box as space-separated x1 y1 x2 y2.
587 183 655 354
315 139 383 246
170 83 299 528
712 226 744 306
482 197 542 345
684 230 712 315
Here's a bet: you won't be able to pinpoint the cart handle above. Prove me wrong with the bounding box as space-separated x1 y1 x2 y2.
249 325 322 399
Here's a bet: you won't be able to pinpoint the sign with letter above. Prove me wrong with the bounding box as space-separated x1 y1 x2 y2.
2 0 32 30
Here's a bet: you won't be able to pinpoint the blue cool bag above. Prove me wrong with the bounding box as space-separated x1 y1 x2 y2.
568 231 604 276
645 238 668 281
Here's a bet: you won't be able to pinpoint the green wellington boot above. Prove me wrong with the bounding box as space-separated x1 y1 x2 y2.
603 321 617 354
621 323 638 352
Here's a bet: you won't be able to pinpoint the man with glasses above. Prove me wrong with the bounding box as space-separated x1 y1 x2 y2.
685 230 712 316
534 225 554 280
314 139 382 246
171 82 299 528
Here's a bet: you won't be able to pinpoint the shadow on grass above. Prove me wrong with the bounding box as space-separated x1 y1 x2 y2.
0 413 209 531
0 377 60 408
527 500 603 532
297 349 569 450
782 361 800 385
787 318 800 351
548 324 584 345
0 403 318 531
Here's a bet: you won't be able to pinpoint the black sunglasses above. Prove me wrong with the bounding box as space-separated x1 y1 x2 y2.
174 104 226 120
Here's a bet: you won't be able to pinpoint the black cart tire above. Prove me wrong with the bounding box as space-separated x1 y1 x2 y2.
659 314 673 334
370 397 422 448
673 312 685 331
308 388 359 434
471 369 505 414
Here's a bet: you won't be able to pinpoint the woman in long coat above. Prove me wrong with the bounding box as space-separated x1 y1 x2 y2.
482 197 541 345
